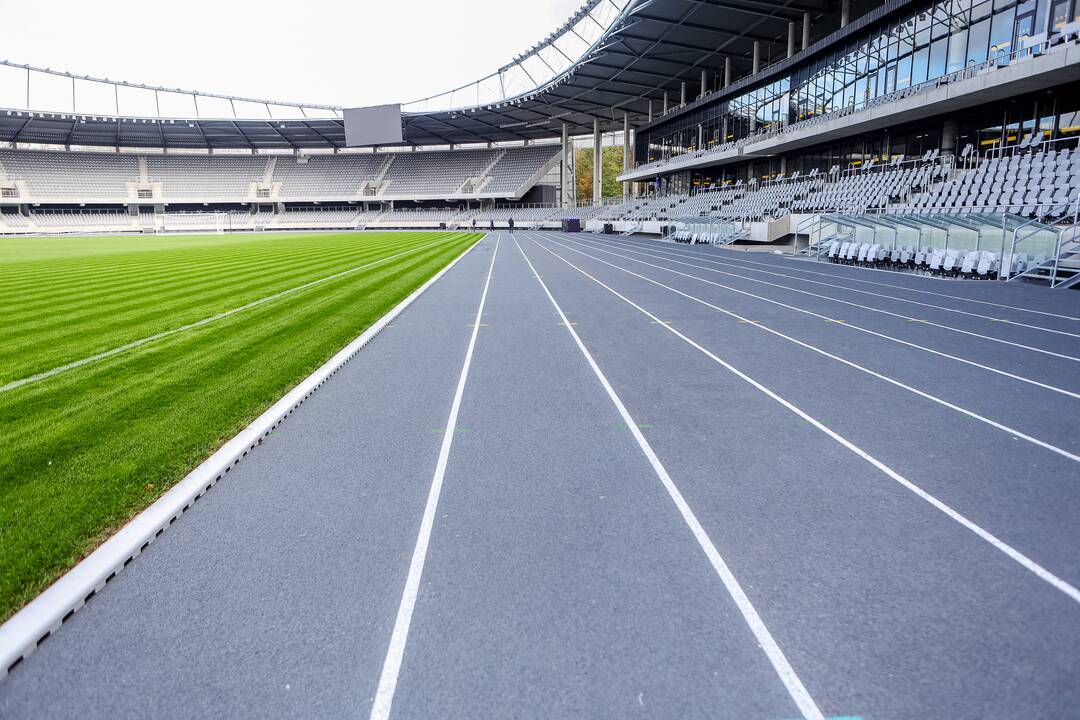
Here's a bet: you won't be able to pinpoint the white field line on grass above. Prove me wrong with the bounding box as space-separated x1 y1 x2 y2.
370 235 500 720
609 236 1080 338
587 236 1075 360
1 234 463 394
527 234 1080 606
0 234 487 680
618 235 1080 323
515 235 826 720
543 234 1080 463
561 235 1080 399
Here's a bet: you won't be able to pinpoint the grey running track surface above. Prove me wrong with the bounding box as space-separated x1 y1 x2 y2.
1 232 1077 719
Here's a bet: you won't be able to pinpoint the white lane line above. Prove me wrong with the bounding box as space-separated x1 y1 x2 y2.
515 234 825 720
616 234 1080 323
559 235 1080 400
582 235 1080 360
528 235 1080 606
369 235 500 720
1 234 464 394
542 235 1079 463
609 235 1080 338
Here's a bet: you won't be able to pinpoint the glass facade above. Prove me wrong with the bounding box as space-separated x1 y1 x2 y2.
641 0 1060 165
677 84 1080 189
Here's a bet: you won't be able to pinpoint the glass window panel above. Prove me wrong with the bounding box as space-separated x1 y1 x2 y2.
1015 13 1035 50
950 0 971 30
1051 0 1071 28
897 54 913 88
989 8 1016 57
912 47 931 82
916 11 933 44
1059 110 1080 137
967 18 990 63
929 37 949 77
932 2 951 38
947 28 969 72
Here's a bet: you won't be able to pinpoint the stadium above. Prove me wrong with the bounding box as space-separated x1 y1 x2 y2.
0 0 1078 716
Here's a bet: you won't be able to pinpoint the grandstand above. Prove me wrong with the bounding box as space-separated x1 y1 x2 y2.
2 1 1080 719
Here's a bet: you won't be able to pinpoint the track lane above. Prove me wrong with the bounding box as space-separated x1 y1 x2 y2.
615 236 1080 325
535 232 1080 582
521 232 1080 719
565 236 1080 414
580 235 1080 373
618 237 1080 340
384 233 810 719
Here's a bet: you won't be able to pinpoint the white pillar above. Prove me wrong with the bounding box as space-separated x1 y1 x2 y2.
593 117 602 206
623 111 631 199
802 11 811 50
700 69 707 98
753 41 761 75
680 82 686 106
788 21 797 58
663 91 669 114
648 99 653 123
724 56 732 87
841 0 850 28
561 122 572 208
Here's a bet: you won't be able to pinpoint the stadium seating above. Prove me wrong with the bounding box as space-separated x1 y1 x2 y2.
147 155 265 199
0 149 137 199
0 145 560 203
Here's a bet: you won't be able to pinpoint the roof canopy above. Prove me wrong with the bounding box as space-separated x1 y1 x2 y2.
0 0 836 150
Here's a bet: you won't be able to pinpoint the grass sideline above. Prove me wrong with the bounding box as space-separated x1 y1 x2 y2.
0 230 482 621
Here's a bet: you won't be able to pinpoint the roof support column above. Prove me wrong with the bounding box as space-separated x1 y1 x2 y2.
648 99 653 123
802 11 811 50
788 21 797 58
752 40 761 75
724 57 732 87
593 117 602 207
700 69 707 99
841 0 851 27
561 122 573 209
623 111 632 200
662 91 669 114
680 82 686 106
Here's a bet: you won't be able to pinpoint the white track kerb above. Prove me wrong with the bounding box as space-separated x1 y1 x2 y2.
0 234 486 680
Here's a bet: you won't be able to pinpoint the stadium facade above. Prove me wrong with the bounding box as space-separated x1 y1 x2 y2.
0 0 1077 284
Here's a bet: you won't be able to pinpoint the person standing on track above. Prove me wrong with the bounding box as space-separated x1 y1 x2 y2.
508 216 515 234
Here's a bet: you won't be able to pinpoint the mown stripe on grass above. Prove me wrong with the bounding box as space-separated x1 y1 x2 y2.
2 234 454 380
1 234 460 392
3 231 427 303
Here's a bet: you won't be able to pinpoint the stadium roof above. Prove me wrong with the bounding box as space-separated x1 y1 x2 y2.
0 0 838 150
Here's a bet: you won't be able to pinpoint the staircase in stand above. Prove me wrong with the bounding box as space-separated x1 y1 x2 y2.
1011 222 1080 289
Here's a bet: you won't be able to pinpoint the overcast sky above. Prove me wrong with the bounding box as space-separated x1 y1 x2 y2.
0 0 583 111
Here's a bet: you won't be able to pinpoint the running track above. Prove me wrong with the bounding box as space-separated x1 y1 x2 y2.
1 231 1078 719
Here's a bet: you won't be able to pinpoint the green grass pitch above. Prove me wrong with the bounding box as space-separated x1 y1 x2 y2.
0 230 482 620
